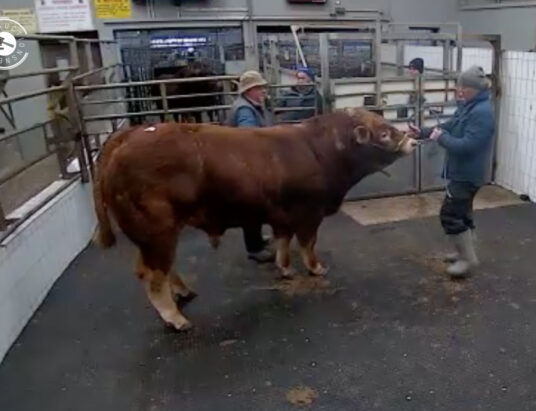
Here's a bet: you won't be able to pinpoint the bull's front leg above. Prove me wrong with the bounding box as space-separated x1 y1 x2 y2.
272 225 295 278
275 236 295 279
296 226 329 276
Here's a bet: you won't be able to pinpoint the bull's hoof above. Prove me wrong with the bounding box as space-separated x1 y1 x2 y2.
279 266 296 279
309 264 329 277
165 318 193 332
175 291 198 308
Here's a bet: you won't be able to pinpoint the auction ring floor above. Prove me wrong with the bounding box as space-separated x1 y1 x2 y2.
1 190 535 411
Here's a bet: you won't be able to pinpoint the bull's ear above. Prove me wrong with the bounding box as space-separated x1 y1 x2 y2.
354 125 371 144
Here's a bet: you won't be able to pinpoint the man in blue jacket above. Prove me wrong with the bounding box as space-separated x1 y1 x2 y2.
277 66 323 122
226 70 275 263
410 65 495 278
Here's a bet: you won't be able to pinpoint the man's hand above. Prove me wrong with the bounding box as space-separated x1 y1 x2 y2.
429 127 443 141
407 123 421 137
407 123 421 139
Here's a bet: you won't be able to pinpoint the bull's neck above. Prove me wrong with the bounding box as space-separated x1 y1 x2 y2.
303 122 366 198
309 124 397 199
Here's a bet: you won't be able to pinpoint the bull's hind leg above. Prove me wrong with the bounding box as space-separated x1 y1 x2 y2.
296 224 329 277
136 247 192 331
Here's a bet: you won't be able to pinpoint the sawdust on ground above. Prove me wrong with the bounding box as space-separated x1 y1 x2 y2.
249 276 341 297
286 386 318 407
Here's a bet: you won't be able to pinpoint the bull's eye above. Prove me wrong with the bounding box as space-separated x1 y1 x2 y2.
379 130 391 142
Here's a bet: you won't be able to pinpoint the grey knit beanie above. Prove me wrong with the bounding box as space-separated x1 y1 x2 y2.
458 65 490 90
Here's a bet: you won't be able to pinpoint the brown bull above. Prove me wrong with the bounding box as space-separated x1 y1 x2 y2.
93 108 417 331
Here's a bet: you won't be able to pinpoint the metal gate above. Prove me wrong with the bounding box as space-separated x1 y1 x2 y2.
321 27 466 200
259 24 499 200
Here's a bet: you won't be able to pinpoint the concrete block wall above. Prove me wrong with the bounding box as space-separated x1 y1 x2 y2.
0 180 96 363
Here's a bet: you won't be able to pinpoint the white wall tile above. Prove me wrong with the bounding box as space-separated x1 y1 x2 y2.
496 51 536 197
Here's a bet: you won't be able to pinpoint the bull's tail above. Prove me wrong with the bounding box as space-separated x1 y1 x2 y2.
92 127 132 248
93 171 115 248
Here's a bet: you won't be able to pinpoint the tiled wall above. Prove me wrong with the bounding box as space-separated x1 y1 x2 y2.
0 181 96 363
495 51 536 200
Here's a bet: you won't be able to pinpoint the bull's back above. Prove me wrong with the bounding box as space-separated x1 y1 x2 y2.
102 123 329 232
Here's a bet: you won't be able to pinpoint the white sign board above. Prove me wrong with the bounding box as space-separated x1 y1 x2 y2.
35 0 94 33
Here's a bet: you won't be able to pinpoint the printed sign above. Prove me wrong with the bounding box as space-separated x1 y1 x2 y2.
95 0 131 19
35 0 94 33
0 9 37 33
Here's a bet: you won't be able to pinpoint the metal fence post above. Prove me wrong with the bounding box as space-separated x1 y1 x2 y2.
0 201 7 231
374 18 383 111
416 73 424 193
67 39 91 183
159 83 169 122
47 117 71 179
396 40 405 76
319 33 331 113
490 35 502 182
456 25 463 74
66 81 90 183
417 74 424 128
269 37 280 85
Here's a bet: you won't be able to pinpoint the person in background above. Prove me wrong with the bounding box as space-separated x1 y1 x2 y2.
278 66 323 122
409 65 495 279
408 57 424 78
397 58 425 120
226 70 275 263
408 57 426 109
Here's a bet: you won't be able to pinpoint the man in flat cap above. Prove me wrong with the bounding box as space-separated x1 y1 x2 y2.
227 70 275 263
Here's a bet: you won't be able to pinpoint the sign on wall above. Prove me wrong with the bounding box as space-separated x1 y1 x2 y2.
34 0 94 33
95 0 132 19
0 9 37 33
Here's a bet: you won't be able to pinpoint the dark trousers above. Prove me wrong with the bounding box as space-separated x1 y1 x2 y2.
242 223 266 253
440 181 480 235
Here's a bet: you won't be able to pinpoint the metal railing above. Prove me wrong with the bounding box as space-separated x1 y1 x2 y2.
74 75 239 127
0 33 119 243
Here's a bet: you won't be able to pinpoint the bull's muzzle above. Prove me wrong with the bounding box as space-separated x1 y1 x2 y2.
398 135 419 154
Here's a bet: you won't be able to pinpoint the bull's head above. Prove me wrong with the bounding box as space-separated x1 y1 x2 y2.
347 108 418 155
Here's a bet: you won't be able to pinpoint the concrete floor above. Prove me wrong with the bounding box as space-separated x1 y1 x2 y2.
1 201 536 410
343 185 522 226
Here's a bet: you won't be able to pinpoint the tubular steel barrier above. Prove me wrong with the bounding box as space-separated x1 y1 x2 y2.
0 33 118 243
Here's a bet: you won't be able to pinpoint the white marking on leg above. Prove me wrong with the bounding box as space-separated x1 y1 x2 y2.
142 269 192 331
300 240 328 276
276 237 295 278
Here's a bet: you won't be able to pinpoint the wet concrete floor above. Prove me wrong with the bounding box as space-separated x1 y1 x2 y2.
1 203 536 410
